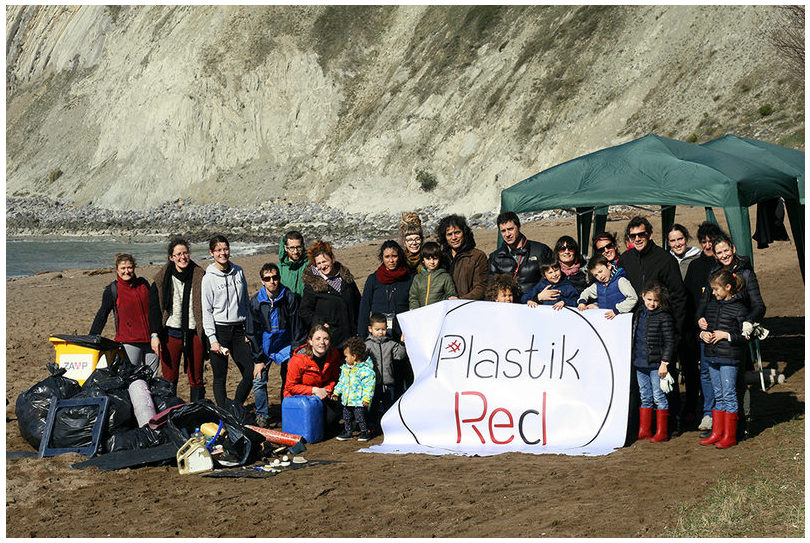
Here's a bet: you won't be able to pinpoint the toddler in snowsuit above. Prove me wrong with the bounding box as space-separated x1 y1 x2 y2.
331 337 376 442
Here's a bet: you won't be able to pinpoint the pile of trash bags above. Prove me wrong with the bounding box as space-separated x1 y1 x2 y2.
16 356 184 453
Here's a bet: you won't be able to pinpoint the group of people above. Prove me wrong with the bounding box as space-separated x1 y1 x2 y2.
90 210 765 448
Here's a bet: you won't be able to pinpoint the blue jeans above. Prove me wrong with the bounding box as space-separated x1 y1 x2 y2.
705 357 738 413
699 342 715 417
253 365 270 418
636 369 668 409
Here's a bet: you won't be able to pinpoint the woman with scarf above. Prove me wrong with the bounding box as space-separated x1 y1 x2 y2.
149 237 206 401
400 212 425 276
357 240 413 340
299 240 362 349
553 235 591 294
90 253 160 376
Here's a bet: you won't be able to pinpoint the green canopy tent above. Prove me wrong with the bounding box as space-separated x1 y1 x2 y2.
499 133 803 277
701 135 804 276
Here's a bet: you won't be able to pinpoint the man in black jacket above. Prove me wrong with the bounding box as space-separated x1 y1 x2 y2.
618 216 687 329
488 211 553 297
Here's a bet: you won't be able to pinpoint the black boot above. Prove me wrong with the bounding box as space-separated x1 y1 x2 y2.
189 387 205 403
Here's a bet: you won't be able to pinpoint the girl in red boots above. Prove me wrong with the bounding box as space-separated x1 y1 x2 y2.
632 282 676 442
698 269 748 448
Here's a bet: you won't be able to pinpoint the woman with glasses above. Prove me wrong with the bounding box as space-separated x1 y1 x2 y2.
149 237 206 401
247 262 304 427
553 235 591 293
592 232 620 267
400 212 425 276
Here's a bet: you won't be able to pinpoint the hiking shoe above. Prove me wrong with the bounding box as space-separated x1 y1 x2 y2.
698 415 713 431
256 415 270 428
357 431 371 442
336 430 353 441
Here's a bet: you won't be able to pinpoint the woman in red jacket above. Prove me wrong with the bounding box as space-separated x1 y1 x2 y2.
284 324 343 432
90 253 160 376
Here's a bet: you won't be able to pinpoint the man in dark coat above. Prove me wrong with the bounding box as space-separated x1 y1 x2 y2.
488 211 554 297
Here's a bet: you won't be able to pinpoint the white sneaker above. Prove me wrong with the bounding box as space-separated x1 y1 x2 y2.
698 415 713 431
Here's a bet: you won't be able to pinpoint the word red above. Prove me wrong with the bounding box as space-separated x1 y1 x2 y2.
454 390 547 446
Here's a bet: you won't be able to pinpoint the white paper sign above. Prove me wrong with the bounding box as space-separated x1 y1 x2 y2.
364 300 631 456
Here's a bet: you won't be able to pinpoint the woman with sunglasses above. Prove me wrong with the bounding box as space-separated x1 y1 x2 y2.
553 235 591 293
592 232 620 267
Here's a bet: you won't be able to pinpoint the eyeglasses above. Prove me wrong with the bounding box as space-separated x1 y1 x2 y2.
285 245 304 251
629 231 649 240
262 275 280 282
171 251 189 258
596 243 615 253
404 236 421 244
557 245 575 252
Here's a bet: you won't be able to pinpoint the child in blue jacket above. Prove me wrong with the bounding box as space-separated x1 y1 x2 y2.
522 261 580 309
577 254 638 319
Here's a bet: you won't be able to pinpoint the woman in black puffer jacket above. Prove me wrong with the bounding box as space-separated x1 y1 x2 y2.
697 269 749 449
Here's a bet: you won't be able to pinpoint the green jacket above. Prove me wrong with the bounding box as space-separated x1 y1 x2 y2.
278 236 307 299
333 357 376 407
409 267 457 309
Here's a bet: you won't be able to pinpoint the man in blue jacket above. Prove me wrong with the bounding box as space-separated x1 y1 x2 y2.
247 262 304 427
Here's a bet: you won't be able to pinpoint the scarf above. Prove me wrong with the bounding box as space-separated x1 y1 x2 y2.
404 251 422 274
375 264 408 285
313 264 343 293
559 260 582 277
162 261 197 374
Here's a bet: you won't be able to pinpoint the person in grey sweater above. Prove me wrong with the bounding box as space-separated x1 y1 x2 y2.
365 313 407 428
201 235 253 409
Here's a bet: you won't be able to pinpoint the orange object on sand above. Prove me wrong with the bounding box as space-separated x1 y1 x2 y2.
245 425 303 447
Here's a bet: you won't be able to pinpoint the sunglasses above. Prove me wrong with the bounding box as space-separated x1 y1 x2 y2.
557 245 575 252
596 243 615 253
629 231 649 240
262 275 280 281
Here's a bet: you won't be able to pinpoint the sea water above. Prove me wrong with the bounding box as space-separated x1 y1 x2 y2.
6 239 278 278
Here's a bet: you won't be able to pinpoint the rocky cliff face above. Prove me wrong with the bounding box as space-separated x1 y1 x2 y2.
5 5 804 215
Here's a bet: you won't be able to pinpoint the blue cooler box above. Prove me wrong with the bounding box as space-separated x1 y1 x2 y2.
282 395 324 443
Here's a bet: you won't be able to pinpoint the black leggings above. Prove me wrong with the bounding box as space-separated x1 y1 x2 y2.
209 323 253 408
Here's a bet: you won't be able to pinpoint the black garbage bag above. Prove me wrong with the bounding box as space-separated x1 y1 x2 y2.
15 363 82 449
164 400 264 466
79 366 136 435
149 377 184 413
50 400 104 450
105 426 166 453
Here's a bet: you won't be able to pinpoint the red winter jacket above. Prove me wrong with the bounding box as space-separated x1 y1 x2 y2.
283 345 342 397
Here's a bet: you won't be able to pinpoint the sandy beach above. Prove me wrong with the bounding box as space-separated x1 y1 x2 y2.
6 206 804 537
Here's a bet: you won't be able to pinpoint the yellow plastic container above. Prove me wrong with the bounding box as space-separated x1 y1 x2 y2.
49 336 121 385
176 438 213 474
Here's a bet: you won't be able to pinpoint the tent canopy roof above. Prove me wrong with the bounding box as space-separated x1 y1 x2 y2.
501 133 802 213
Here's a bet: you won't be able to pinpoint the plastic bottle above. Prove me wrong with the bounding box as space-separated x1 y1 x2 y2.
191 427 205 443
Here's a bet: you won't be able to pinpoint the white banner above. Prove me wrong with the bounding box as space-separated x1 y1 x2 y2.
364 300 631 456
